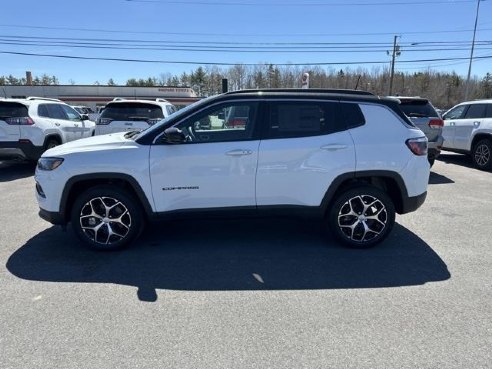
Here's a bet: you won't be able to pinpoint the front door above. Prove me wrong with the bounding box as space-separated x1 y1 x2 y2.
149 101 260 213
442 104 468 149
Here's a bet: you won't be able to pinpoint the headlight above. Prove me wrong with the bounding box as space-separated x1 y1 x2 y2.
37 157 64 171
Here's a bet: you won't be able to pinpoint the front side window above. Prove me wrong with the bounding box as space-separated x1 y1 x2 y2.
46 104 68 120
266 101 342 139
176 102 257 143
60 105 82 121
464 104 487 119
444 105 467 120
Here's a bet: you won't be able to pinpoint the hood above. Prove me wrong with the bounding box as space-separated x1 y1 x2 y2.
43 132 133 157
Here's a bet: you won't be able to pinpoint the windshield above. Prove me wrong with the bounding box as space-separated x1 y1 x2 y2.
134 96 217 140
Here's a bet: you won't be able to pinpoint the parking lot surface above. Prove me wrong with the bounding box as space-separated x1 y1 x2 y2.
1 153 491 369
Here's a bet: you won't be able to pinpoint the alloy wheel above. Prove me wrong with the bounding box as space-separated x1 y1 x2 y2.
474 143 490 167
79 196 132 245
337 195 388 243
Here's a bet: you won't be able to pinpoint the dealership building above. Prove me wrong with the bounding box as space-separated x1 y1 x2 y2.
1 85 200 110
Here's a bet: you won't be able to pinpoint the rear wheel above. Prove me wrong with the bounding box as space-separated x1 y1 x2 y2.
328 186 395 248
71 186 144 250
472 138 492 171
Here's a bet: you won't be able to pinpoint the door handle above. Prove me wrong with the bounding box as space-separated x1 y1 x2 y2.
473 121 480 126
449 122 455 126
321 144 348 151
226 149 253 156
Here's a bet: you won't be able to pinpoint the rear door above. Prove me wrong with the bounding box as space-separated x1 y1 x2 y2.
60 104 91 139
0 102 25 144
454 104 487 151
256 100 355 207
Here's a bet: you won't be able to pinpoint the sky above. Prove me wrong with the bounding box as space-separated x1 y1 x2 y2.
0 0 491 85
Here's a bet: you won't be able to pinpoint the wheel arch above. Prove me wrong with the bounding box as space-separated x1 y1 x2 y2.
60 173 154 223
471 132 492 151
321 171 408 215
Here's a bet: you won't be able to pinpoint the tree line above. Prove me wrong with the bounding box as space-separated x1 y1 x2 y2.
2 66 491 109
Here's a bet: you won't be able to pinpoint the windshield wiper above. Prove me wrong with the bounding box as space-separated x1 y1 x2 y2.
124 130 140 139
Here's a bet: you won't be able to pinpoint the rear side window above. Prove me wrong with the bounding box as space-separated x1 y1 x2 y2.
464 104 487 119
398 99 438 117
267 101 343 139
486 104 492 118
0 102 28 119
100 103 164 121
43 104 68 120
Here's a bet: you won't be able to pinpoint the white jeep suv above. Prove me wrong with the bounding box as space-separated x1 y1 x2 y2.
95 98 177 135
35 89 429 250
0 97 95 161
442 99 492 170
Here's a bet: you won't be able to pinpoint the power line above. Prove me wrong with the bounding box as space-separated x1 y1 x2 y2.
125 0 476 6
0 24 490 38
1 50 491 66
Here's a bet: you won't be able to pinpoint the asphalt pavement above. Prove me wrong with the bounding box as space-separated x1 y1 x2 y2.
0 153 490 369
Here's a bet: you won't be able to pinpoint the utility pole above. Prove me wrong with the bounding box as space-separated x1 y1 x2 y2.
464 0 482 100
388 35 400 95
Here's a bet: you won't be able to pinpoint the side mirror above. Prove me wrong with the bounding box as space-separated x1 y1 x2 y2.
217 111 225 119
163 127 186 144
80 114 89 121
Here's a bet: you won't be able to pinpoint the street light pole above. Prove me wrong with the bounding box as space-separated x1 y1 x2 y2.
464 0 482 100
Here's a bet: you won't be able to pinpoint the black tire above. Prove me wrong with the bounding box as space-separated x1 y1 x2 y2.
71 186 144 251
328 186 395 248
472 138 492 171
45 138 59 151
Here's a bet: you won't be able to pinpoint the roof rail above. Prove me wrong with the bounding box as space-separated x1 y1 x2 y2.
112 97 126 101
225 88 375 96
26 96 62 102
155 98 169 103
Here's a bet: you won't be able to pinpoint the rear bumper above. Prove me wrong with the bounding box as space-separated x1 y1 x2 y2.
427 136 444 159
0 141 44 160
400 191 427 214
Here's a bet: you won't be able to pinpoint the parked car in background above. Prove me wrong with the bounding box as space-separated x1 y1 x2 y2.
442 99 492 170
95 98 177 135
0 97 95 161
35 89 429 251
72 105 95 115
389 96 444 166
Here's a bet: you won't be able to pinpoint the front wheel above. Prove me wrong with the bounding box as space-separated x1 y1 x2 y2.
472 138 492 171
328 186 395 248
71 186 144 250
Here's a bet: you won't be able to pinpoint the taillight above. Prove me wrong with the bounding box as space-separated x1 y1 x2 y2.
428 118 444 129
5 117 34 125
97 118 113 125
406 137 428 156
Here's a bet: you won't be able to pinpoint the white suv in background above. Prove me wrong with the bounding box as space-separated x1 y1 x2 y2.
95 98 177 135
442 99 492 170
0 97 95 161
35 89 429 251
